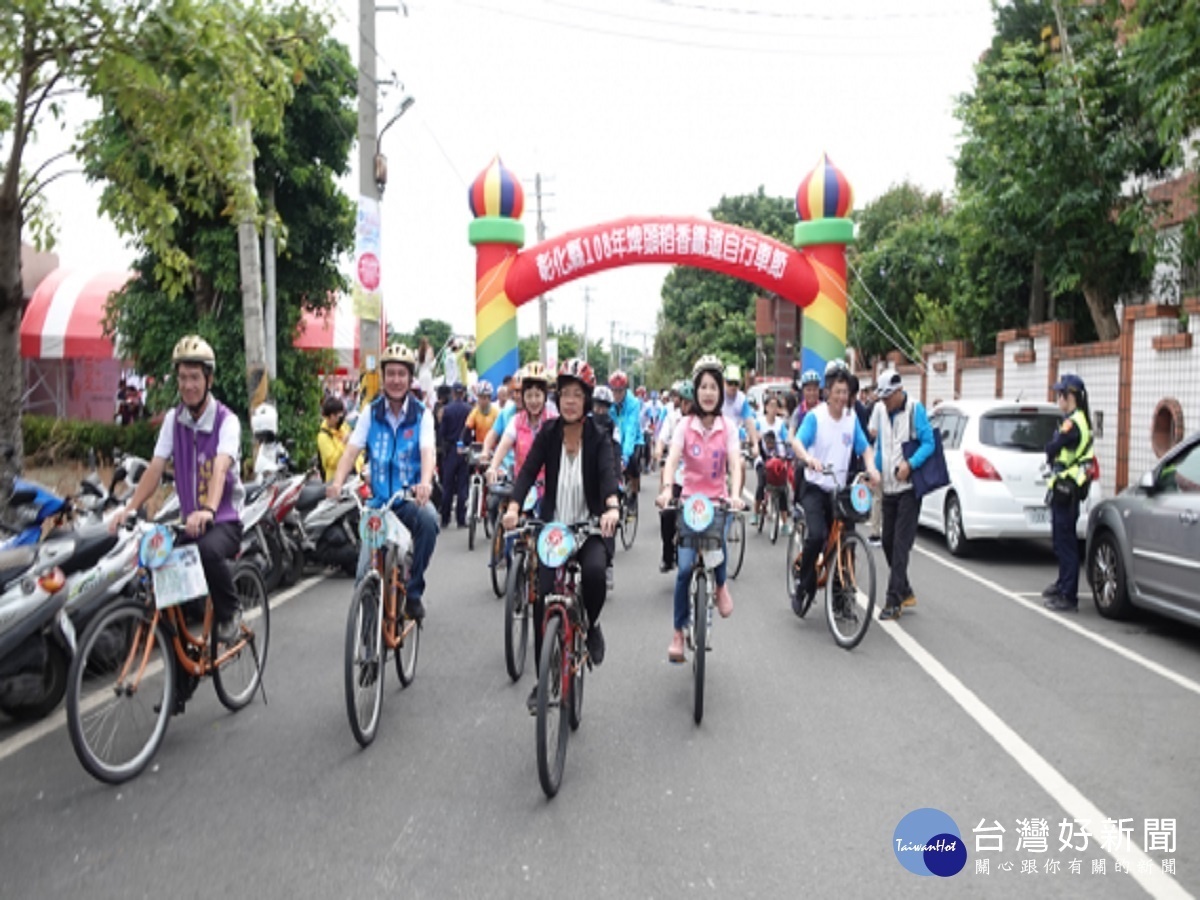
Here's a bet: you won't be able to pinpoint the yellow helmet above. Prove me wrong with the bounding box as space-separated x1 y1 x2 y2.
172 335 216 373
380 342 417 373
520 361 552 390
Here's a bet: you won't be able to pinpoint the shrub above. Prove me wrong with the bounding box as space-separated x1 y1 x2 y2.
23 415 159 465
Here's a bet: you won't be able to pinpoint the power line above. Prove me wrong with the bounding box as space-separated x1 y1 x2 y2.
646 0 980 22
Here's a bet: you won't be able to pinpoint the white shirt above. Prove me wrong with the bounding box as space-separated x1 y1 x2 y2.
803 404 858 493
657 407 685 486
556 444 589 525
349 395 435 451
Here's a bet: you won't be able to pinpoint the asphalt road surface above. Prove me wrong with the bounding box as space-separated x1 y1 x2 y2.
2 495 1197 899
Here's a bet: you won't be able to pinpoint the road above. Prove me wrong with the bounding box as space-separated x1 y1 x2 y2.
1 497 1197 899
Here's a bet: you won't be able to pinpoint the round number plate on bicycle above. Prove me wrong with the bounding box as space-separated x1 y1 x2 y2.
359 510 388 551
536 522 576 568
138 524 174 570
682 495 715 531
849 483 872 515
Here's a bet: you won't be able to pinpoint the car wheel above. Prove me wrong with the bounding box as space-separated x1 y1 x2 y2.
944 494 971 558
1088 530 1132 619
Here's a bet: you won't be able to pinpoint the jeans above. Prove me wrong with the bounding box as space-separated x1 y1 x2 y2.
672 515 729 630
356 500 440 602
881 490 918 607
533 534 607 674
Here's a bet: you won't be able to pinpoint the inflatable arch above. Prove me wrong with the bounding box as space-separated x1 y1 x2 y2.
468 154 854 387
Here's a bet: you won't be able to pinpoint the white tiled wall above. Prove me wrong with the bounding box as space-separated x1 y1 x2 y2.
960 367 997 400
1060 356 1119 499
1003 337 1051 402
1129 315 1200 482
924 352 955 407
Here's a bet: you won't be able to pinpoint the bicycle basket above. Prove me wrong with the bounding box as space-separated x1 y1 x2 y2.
678 495 725 547
835 484 872 523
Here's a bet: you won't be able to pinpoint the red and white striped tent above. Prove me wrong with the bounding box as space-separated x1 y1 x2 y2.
21 270 134 421
294 295 366 375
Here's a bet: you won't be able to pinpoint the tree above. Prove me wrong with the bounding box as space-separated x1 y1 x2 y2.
653 188 793 385
98 27 356 463
954 0 1169 341
517 326 609 383
1 0 319 490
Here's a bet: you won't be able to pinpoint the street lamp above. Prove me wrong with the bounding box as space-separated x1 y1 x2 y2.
375 95 415 196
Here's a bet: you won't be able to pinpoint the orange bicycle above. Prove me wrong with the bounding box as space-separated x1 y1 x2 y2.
786 470 877 649
344 489 421 748
66 522 269 783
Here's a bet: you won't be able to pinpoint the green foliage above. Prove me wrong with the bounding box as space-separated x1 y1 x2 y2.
517 327 610 384
99 26 355 465
654 188 792 386
389 318 453 353
23 416 158 464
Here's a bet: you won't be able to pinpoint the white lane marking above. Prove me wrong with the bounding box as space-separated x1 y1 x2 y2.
876 615 1193 899
0 575 326 764
913 545 1200 700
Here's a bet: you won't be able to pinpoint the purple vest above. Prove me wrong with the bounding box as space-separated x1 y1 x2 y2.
173 401 241 524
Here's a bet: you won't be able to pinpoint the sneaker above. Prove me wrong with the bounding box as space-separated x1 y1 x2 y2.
214 613 242 645
659 560 672 574
879 605 902 621
406 597 426 620
782 521 792 536
868 534 881 547
791 592 805 618
1041 583 1060 599
586 623 605 666
901 593 917 609
749 514 759 527
714 583 733 618
668 630 686 663
1045 597 1078 613
526 686 538 715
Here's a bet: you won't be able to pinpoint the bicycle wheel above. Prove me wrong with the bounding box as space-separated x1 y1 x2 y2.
727 513 746 580
569 625 585 732
482 485 494 539
344 571 385 747
768 494 781 545
785 519 809 609
395 605 420 688
213 562 270 711
536 615 570 798
691 572 707 725
67 600 175 784
619 493 638 550
825 531 877 649
490 528 507 598
504 552 529 682
467 482 479 552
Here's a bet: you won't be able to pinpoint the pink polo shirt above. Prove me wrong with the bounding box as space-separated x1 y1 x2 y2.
671 413 740 501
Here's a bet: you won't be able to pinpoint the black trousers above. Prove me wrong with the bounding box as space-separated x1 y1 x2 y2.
534 535 607 674
659 483 683 566
797 486 833 601
881 490 918 608
1051 493 1081 601
183 520 243 622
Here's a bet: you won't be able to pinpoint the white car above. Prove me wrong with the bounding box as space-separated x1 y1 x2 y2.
916 399 1101 556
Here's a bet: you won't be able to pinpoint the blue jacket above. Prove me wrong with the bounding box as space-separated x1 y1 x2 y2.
611 394 644 465
365 395 426 508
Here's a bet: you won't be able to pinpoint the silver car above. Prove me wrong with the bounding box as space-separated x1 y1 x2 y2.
1085 431 1200 624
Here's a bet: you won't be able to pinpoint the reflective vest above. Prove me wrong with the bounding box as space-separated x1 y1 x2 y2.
1052 409 1094 489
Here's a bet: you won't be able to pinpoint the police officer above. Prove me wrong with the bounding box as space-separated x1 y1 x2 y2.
1043 373 1094 613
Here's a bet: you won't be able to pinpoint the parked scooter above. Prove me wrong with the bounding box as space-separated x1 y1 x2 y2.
293 473 364 577
0 539 77 721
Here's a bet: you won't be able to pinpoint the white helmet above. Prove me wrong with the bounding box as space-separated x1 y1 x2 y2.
593 385 614 405
251 402 278 437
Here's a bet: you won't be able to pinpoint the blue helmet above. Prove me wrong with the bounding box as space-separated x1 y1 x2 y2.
1052 373 1086 396
799 369 821 387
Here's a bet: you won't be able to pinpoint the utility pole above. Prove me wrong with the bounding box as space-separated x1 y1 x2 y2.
358 0 381 400
232 99 268 410
536 173 548 364
264 184 277 380
609 320 616 373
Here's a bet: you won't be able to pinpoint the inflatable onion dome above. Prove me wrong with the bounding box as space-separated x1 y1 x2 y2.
796 153 853 221
469 156 524 220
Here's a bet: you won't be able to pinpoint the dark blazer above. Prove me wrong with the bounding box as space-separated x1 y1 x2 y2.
510 417 619 522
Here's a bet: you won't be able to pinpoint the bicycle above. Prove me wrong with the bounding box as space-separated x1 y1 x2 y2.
786 468 877 649
503 516 540 682
726 507 746 580
462 442 489 552
673 495 732 725
617 475 638 551
66 521 270 784
344 489 422 748
531 518 599 798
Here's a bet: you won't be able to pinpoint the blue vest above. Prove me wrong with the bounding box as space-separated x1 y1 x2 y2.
366 395 426 508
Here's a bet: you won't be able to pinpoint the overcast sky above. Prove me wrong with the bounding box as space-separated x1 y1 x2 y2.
36 0 995 352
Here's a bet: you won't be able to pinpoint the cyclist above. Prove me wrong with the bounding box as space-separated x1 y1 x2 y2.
328 342 438 620
486 362 557 491
463 380 498 445
788 366 881 617
607 370 644 499
502 359 620 712
481 372 521 472
590 385 624 487
754 391 794 533
655 380 693 573
722 362 759 470
110 335 246 644
657 355 746 663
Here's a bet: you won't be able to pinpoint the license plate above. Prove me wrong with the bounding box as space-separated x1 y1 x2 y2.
1025 506 1049 526
152 545 210 608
